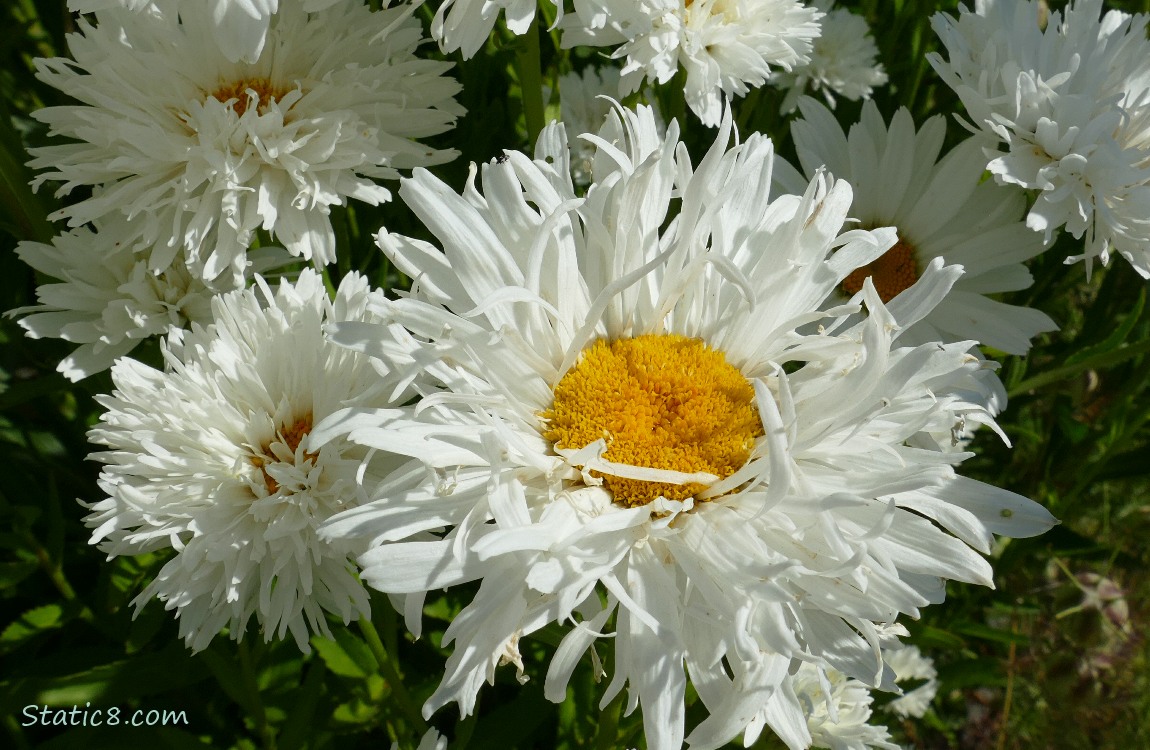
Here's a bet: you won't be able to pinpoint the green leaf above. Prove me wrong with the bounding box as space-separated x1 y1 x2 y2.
310 627 378 679
277 659 328 750
1065 286 1146 366
330 673 385 726
0 642 210 714
936 657 1009 690
949 621 1031 647
1 603 66 653
907 624 967 651
1008 337 1150 397
0 105 54 244
199 646 259 716
0 559 38 589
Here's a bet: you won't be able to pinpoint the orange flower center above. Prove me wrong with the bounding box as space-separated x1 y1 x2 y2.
840 239 919 303
211 77 290 117
250 415 316 495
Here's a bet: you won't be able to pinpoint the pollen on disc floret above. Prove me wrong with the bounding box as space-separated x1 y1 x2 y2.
840 238 919 302
542 333 764 507
210 77 292 117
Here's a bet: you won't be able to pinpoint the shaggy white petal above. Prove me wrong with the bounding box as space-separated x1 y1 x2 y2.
320 105 1056 749
786 97 1058 356
773 1 887 114
33 0 463 284
431 0 563 59
550 66 666 188
83 269 408 652
929 0 1150 277
8 215 289 380
562 0 822 126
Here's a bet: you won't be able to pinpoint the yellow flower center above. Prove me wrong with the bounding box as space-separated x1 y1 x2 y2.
542 334 763 508
840 238 919 303
211 77 290 117
250 414 315 495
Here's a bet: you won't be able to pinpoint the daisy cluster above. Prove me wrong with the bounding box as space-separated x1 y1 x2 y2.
16 0 1150 749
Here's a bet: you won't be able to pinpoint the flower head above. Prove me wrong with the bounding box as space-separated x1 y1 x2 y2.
772 1 887 114
84 269 404 652
791 662 899 750
928 0 1150 277
561 0 822 126
777 97 1058 355
882 645 939 719
65 0 345 63
8 216 259 381
31 0 463 284
315 106 1056 750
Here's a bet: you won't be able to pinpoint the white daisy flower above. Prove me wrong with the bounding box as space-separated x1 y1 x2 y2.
882 645 939 719
315 106 1056 750
777 97 1058 356
30 0 464 284
67 1 345 64
789 662 898 750
83 269 406 653
928 0 1150 277
429 0 563 59
561 0 823 126
7 217 225 381
772 1 887 114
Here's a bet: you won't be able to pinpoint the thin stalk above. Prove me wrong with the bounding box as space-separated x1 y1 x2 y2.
666 67 687 128
358 618 428 733
517 16 546 147
595 689 624 750
996 630 1017 750
238 640 277 750
15 522 95 625
1007 338 1150 397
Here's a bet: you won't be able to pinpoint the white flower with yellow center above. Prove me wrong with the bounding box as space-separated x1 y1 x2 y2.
84 269 406 653
928 0 1150 277
30 0 463 284
316 106 1056 750
561 0 822 126
776 98 1058 356
771 1 888 114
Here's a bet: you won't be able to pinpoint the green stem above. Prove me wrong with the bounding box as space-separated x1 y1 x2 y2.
595 689 624 750
516 15 546 147
0 117 54 244
19 528 96 625
358 618 428 733
1007 338 1150 397
666 67 687 128
239 640 277 750
735 87 762 135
